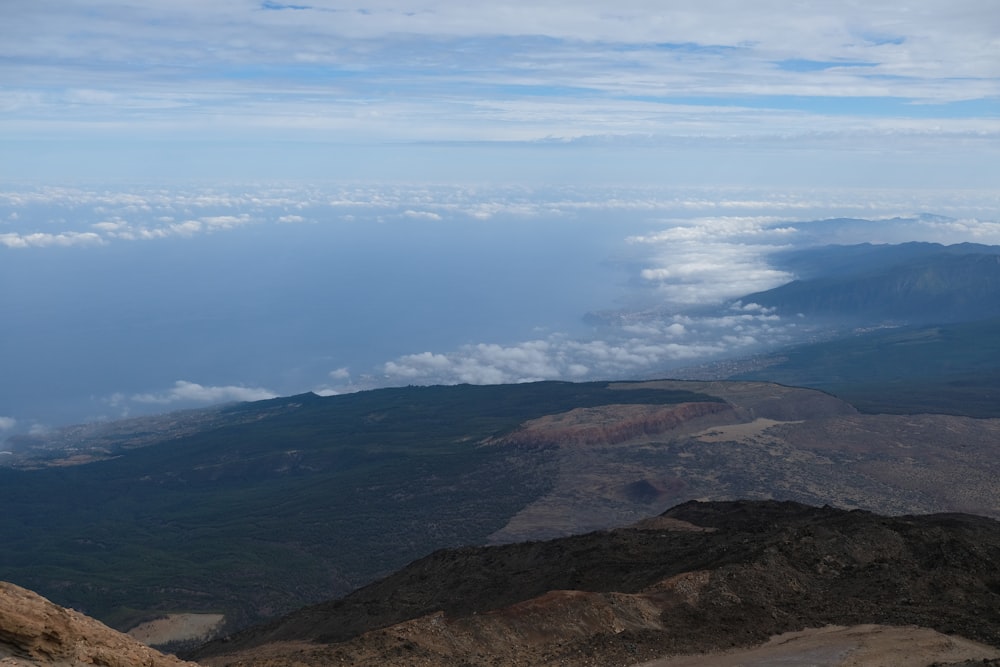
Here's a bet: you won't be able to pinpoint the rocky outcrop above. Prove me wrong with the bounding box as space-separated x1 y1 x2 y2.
0 581 198 667
194 500 1000 666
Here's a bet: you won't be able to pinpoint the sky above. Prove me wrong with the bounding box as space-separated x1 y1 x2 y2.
2 2 1000 434
2 0 998 185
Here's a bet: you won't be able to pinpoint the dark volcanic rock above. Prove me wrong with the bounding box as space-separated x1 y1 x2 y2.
193 500 1000 665
656 500 1000 649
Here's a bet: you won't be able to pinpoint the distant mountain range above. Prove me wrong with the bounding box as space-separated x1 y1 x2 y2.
741 242 1000 324
722 241 1000 416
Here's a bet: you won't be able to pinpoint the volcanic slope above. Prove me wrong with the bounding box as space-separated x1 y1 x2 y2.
0 581 197 667
0 381 724 633
192 499 1000 667
5 379 1000 643
484 380 1000 543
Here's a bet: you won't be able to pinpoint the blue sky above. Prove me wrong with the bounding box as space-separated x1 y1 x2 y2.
2 0 998 185
2 2 1000 434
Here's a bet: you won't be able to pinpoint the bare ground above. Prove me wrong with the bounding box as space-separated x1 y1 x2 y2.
639 625 1000 667
127 614 226 647
487 381 1000 544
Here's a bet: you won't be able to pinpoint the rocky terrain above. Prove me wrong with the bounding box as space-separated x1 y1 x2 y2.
191 500 1000 667
0 581 197 667
488 401 735 448
485 380 1000 543
5 378 1000 650
5 499 1000 666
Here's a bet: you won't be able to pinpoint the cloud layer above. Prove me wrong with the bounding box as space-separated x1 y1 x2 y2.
131 381 278 405
3 4 999 427
3 182 1000 430
2 1 998 185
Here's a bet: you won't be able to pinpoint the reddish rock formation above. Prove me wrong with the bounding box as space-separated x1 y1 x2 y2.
490 402 733 448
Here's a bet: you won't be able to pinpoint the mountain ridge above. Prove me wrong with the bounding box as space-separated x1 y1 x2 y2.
740 243 1000 324
191 499 1000 667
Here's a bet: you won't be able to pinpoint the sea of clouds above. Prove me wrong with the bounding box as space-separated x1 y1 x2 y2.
2 182 999 434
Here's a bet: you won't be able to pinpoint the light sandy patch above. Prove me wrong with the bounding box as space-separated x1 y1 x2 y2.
693 418 799 443
623 517 716 532
637 624 1000 667
127 613 224 646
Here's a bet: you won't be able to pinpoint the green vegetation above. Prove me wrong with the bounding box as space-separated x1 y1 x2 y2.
0 381 718 631
733 318 1000 417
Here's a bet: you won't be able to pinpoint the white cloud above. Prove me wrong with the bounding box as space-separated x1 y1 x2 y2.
131 381 277 405
0 231 104 248
384 352 455 378
2 181 997 249
9 1 997 83
733 302 774 313
917 218 1000 244
201 215 252 229
380 311 789 387
384 344 556 385
328 367 351 380
402 210 443 221
0 417 16 431
2 0 998 162
630 218 796 305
